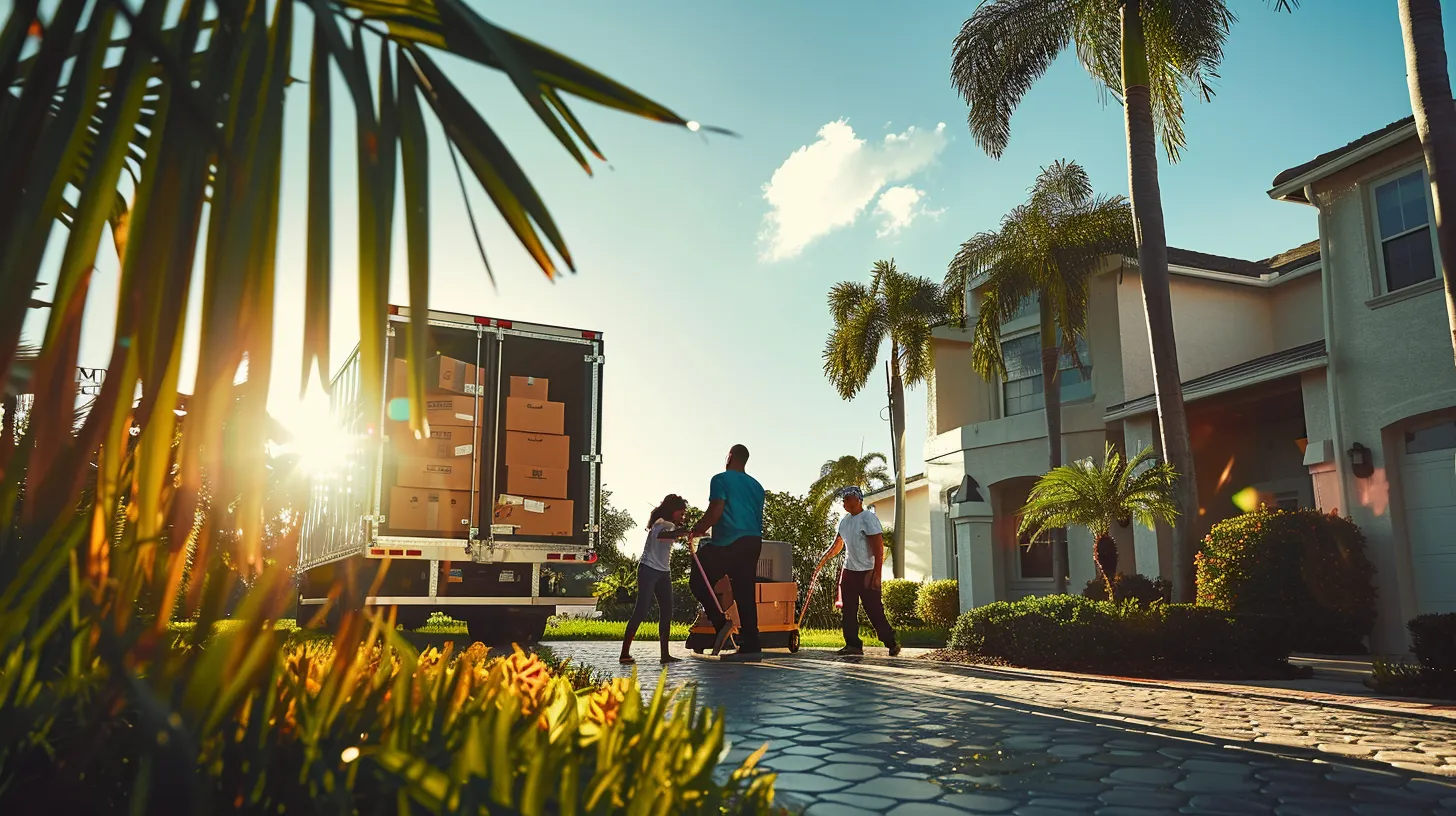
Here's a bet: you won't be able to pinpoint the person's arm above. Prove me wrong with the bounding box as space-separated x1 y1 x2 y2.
690 500 725 538
866 533 885 588
818 536 845 568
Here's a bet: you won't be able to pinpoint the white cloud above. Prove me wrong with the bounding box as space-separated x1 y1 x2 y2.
758 119 947 262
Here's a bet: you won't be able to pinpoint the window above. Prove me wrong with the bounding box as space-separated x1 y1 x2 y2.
1001 333 1093 416
1406 421 1456 455
1373 169 1439 292
1017 529 1053 579
1273 491 1301 512
1005 294 1038 323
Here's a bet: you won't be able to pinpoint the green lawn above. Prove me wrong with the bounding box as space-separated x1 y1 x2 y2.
168 616 950 649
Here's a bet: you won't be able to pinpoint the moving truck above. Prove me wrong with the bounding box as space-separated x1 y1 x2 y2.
296 306 603 645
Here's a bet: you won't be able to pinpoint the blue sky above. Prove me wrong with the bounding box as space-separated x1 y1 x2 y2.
39 0 1456 542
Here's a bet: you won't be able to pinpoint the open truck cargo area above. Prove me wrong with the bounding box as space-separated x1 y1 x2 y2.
297 307 603 644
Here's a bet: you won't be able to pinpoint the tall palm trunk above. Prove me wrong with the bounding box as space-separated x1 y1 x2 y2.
1038 297 1068 593
889 342 907 579
1122 0 1199 602
1399 0 1456 362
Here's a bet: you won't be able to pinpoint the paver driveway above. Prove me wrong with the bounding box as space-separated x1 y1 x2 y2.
546 641 1456 815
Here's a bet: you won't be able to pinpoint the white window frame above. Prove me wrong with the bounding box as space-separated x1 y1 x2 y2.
999 328 1094 418
1367 163 1443 296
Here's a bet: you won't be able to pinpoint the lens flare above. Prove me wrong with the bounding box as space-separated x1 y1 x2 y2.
1232 486 1261 513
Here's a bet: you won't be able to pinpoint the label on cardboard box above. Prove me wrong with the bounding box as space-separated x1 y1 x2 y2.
391 425 477 458
504 430 571 470
390 356 477 396
505 464 568 499
396 456 474 491
504 397 565 435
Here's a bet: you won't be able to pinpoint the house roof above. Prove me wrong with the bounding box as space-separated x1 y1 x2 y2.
1162 239 1321 279
1104 339 1328 421
865 474 926 503
1269 116 1419 203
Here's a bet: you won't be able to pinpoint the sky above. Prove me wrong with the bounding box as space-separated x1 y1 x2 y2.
27 0 1456 549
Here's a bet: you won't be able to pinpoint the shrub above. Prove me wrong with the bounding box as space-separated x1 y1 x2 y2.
1196 508 1376 654
948 594 1295 676
1409 613 1456 672
881 579 923 627
3 619 784 813
592 564 640 621
916 579 961 628
1082 573 1172 606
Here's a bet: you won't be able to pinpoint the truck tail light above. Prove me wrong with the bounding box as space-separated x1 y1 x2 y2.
584 551 598 564
546 553 561 560
474 316 490 324
405 549 422 557
582 330 598 339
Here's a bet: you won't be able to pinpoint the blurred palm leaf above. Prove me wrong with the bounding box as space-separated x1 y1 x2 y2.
0 1 736 810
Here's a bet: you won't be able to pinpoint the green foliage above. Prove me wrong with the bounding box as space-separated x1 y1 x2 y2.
1409 613 1456 673
808 453 890 517
1196 508 1376 654
915 579 961 629
881 579 923 628
948 595 1295 677
1019 443 1179 545
593 486 639 575
1368 656 1456 700
592 564 641 621
1082 574 1171 607
822 260 948 400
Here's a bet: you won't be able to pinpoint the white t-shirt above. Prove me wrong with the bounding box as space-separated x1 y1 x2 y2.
837 510 884 572
641 521 677 572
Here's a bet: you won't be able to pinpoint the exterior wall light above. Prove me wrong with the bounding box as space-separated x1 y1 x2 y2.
954 474 984 503
1347 442 1374 479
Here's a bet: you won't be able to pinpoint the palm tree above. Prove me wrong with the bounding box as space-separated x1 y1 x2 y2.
949 0 1295 602
1398 1 1456 363
823 260 948 579
1018 442 1178 601
809 452 891 518
945 160 1133 594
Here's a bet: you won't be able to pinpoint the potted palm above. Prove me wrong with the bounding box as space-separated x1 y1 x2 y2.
1018 443 1179 601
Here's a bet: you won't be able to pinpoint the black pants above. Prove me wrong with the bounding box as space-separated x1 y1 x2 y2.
624 564 672 653
841 569 897 650
689 535 762 651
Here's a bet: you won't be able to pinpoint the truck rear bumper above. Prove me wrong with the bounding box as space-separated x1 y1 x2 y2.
365 537 594 565
298 596 598 607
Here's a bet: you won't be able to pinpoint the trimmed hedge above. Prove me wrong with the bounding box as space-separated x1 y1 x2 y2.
916 579 961 628
1082 573 1172 607
1410 613 1456 673
1195 508 1376 654
947 594 1295 677
881 579 923 628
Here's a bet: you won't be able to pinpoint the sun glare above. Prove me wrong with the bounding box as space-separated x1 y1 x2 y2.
275 386 353 476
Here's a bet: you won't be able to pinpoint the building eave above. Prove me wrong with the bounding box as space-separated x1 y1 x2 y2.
1267 121 1419 204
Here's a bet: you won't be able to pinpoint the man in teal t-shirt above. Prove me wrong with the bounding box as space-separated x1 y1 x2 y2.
689 444 766 660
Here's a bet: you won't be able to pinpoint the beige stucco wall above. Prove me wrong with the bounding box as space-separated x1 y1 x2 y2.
1305 138 1456 654
867 482 933 582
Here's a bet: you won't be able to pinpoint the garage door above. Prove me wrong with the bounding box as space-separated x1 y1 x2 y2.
1400 421 1456 614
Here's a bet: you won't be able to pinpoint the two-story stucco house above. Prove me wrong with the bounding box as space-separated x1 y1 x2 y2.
912 114 1453 653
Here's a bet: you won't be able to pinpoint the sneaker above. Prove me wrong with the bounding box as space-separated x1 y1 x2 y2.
711 623 735 656
660 654 682 664
888 643 902 657
836 646 864 656
720 650 762 663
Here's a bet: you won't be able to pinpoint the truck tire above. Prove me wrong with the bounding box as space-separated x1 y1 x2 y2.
459 609 549 648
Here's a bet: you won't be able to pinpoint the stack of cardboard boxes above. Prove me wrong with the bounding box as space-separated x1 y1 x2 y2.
491 376 574 537
385 356 478 537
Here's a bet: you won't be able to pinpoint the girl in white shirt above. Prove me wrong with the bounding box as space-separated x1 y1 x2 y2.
620 493 689 664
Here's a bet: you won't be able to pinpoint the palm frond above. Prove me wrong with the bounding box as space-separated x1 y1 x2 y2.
950 0 1079 158
1019 442 1178 543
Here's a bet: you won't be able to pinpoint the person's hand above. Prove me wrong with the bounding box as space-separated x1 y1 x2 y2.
868 571 882 590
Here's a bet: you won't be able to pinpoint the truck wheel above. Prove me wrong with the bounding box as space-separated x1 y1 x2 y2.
789 631 800 653
513 611 550 646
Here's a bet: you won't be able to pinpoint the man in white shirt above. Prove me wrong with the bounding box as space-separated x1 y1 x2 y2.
814 486 900 657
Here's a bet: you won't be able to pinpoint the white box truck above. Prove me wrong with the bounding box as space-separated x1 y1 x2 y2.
296 305 603 645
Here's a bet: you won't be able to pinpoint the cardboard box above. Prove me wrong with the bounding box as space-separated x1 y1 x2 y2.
395 456 474 491
509 375 549 401
388 486 470 533
504 430 571 470
720 601 795 628
390 356 478 396
504 397 564 435
493 497 574 537
392 424 477 458
506 464 568 500
756 582 797 603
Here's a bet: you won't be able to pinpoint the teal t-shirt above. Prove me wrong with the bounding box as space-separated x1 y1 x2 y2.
706 470 765 547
